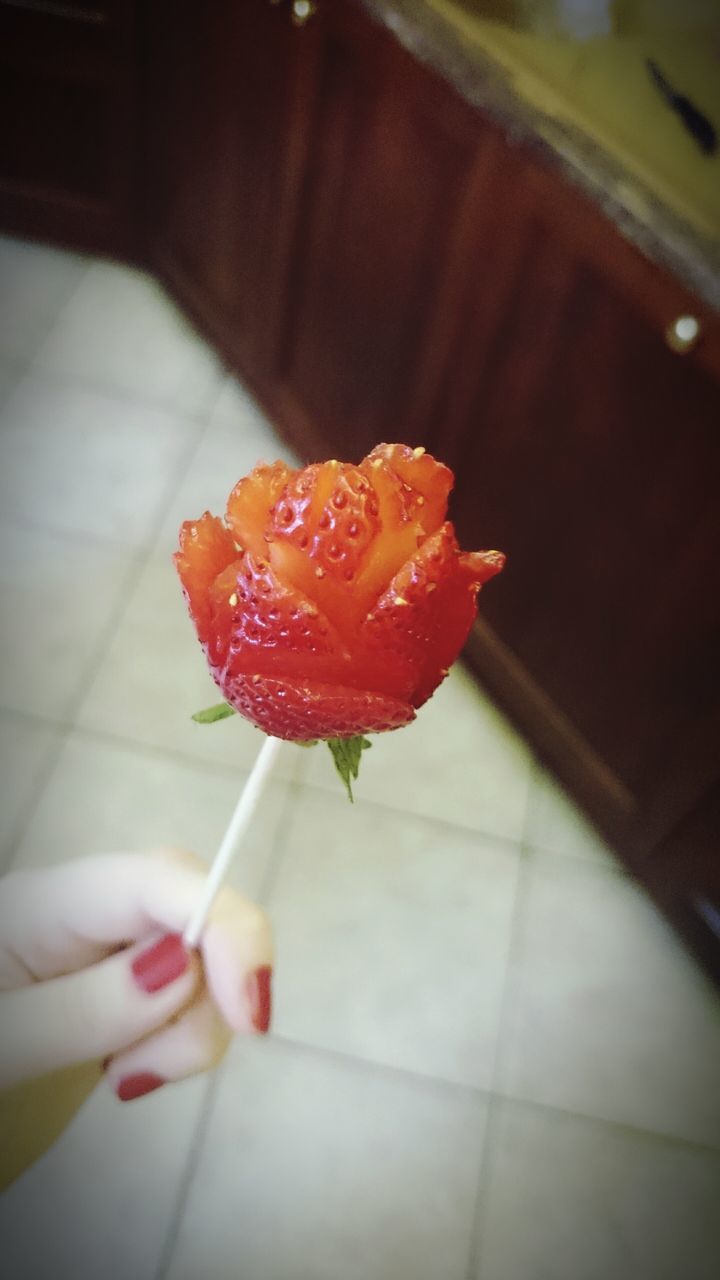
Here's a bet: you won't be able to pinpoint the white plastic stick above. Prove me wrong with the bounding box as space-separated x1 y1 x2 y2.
183 735 283 948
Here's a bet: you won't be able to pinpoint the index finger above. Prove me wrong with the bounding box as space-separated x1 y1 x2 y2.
0 851 272 1031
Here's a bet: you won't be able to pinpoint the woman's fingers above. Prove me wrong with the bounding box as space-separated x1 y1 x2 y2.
0 849 274 1089
104 990 232 1102
0 933 201 1090
0 849 271 984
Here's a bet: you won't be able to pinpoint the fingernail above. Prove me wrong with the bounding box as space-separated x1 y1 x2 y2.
116 1072 166 1103
131 933 189 994
246 965 272 1034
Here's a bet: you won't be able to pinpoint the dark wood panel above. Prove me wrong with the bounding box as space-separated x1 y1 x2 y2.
144 0 322 377
438 142 720 851
0 0 139 256
274 0 491 460
0 0 132 70
0 68 111 197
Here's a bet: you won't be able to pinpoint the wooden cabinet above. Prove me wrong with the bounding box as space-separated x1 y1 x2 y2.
3 0 718 961
0 0 140 257
439 146 720 864
144 0 322 384
270 0 486 460
262 1 720 877
143 0 720 902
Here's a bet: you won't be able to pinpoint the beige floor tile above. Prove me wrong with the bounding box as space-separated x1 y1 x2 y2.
0 1072 208 1280
13 731 289 900
0 358 22 408
167 1037 487 1280
0 373 200 548
0 518 135 721
0 711 61 870
298 664 533 842
475 1100 720 1280
267 786 519 1087
496 855 720 1147
0 235 88 362
208 371 285 432
525 766 621 867
35 260 223 414
75 552 301 780
155 389 298 555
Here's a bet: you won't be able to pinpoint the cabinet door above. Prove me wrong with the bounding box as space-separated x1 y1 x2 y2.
144 0 319 378
0 0 139 256
271 0 493 460
444 151 720 857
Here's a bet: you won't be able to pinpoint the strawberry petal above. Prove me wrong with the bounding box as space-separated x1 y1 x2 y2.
363 443 453 532
226 461 293 560
220 673 415 740
174 513 238 648
210 550 357 688
359 524 499 708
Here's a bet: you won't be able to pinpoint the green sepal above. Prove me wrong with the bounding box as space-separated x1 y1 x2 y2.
326 735 372 803
191 702 237 724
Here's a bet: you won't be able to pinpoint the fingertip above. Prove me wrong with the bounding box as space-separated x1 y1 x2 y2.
246 965 272 1035
115 1072 166 1103
201 916 273 1035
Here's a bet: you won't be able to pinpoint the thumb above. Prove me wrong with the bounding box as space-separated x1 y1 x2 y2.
0 933 201 1088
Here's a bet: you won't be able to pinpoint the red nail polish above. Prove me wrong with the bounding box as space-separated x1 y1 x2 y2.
246 965 272 1034
116 1072 165 1103
131 933 189 994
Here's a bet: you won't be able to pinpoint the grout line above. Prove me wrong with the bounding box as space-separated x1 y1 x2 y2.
57 721 261 781
465 762 536 1280
2 725 73 876
17 360 223 425
270 1028 720 1159
278 774 536 859
269 1029 489 1103
489 1084 720 1157
0 704 64 731
0 374 212 557
481 773 536 1098
0 267 91 412
464 1096 501 1280
0 508 155 557
13 248 94 368
0 701 630 881
55 403 214 724
2 399 215 871
153 1065 228 1280
20 245 225 425
1 700 576 862
0 358 28 414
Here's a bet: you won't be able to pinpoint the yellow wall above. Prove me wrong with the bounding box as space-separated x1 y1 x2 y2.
429 1 720 237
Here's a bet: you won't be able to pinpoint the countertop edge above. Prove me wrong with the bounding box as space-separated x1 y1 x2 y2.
359 0 720 313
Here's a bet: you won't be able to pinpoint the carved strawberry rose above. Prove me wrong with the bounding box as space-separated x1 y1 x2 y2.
175 443 504 742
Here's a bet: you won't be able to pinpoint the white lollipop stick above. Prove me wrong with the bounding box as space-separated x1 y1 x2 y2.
183 735 283 949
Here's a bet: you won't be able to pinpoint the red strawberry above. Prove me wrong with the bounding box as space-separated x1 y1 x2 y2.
220 673 414 742
174 445 504 741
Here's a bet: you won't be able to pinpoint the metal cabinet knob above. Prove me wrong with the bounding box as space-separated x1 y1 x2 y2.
291 0 316 25
665 314 702 354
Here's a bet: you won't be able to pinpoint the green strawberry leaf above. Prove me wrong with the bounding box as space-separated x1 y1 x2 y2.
326 735 372 803
191 702 237 724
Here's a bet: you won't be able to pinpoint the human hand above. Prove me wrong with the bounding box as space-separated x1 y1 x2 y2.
0 849 273 1102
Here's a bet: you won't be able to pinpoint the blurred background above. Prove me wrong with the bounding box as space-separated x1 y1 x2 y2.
0 0 719 1277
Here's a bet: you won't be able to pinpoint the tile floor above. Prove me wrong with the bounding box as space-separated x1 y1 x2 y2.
0 234 719 1280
